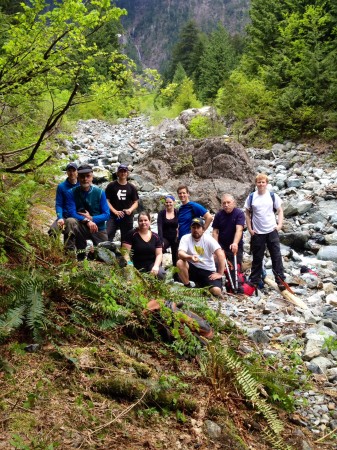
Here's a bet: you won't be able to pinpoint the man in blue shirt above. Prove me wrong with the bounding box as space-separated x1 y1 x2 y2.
64 164 110 259
48 162 79 237
177 185 213 240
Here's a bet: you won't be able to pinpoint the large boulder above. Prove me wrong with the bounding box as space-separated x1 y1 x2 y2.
133 137 255 212
178 106 218 129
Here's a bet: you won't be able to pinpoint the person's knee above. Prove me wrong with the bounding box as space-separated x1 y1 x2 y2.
210 286 222 297
176 259 185 270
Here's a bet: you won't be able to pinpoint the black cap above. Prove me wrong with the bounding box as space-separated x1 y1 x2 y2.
191 217 205 227
66 162 78 170
77 164 93 174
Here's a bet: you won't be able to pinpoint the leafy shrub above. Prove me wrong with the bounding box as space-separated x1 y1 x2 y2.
189 116 212 138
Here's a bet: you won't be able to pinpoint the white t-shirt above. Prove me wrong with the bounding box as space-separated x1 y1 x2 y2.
244 191 282 234
179 233 221 271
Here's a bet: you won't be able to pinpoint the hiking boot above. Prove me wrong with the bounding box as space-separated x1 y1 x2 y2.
276 281 286 292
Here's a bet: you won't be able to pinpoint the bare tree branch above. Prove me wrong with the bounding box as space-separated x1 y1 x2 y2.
3 83 79 173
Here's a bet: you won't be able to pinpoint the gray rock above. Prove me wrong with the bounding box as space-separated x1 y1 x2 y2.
303 339 324 361
317 246 337 262
308 356 334 374
247 329 270 344
325 232 337 245
204 420 222 440
280 232 310 249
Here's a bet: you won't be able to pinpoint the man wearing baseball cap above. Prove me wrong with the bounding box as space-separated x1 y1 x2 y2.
48 162 79 237
64 164 110 259
105 164 139 243
177 217 225 297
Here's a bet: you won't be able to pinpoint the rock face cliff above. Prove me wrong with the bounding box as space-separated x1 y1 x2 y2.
115 0 250 71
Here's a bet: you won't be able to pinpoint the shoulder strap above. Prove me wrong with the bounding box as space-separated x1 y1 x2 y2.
248 192 254 210
270 191 276 212
249 191 276 212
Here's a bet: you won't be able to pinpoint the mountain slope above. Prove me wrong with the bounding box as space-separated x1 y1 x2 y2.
115 0 250 71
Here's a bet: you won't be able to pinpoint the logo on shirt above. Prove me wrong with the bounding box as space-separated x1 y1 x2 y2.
117 189 127 200
194 245 204 257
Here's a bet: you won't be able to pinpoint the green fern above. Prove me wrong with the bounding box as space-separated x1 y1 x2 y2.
0 305 25 339
0 277 47 341
26 281 45 340
203 346 292 449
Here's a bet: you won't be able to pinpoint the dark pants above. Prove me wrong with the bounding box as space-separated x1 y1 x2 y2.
188 263 222 290
224 248 243 266
162 237 179 267
64 218 108 259
250 230 284 284
107 215 134 243
136 263 166 280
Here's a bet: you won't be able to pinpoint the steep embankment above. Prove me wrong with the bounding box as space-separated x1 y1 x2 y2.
115 0 250 70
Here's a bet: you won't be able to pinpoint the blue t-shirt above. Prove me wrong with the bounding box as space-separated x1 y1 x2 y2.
178 201 208 239
212 208 245 252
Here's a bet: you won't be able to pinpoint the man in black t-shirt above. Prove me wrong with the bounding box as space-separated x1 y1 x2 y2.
105 164 139 242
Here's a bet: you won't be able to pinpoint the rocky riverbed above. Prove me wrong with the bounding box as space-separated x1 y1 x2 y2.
62 114 337 443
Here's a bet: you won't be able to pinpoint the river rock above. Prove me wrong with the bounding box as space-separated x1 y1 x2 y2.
317 246 337 262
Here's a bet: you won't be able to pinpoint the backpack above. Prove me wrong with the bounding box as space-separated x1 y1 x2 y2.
223 262 256 296
247 191 277 213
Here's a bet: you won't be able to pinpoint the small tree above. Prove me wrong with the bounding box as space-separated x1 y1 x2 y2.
0 0 127 174
174 78 201 111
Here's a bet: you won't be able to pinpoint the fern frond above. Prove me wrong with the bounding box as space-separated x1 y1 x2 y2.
26 281 45 340
262 428 293 450
206 345 291 449
0 305 25 338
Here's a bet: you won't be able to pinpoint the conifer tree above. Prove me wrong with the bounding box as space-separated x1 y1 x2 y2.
197 24 238 101
167 20 204 81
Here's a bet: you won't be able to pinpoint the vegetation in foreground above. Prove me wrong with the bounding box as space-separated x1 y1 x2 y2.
0 3 336 448
0 228 334 449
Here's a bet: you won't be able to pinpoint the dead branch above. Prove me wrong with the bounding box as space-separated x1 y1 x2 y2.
3 83 78 173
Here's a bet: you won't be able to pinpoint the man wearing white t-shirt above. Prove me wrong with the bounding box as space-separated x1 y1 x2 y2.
177 217 225 297
244 173 285 290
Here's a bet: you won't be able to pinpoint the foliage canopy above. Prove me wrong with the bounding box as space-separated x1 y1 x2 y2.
0 0 127 174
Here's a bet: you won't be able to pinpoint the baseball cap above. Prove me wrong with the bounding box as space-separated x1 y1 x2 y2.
66 162 78 170
191 217 205 227
77 164 93 174
117 164 129 172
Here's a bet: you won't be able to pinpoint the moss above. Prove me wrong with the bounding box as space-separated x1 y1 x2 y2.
94 376 198 414
219 418 249 449
8 412 37 433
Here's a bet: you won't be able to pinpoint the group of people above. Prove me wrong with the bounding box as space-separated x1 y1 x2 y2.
50 162 286 297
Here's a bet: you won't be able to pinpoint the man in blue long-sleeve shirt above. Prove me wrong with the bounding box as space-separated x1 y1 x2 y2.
48 162 79 237
64 164 110 259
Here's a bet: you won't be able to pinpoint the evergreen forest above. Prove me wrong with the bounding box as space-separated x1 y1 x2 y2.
0 1 336 449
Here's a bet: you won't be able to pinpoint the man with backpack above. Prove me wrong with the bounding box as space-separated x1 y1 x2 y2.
244 173 286 291
177 185 213 240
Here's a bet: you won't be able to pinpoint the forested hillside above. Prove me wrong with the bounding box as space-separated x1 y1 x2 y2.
115 0 250 71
